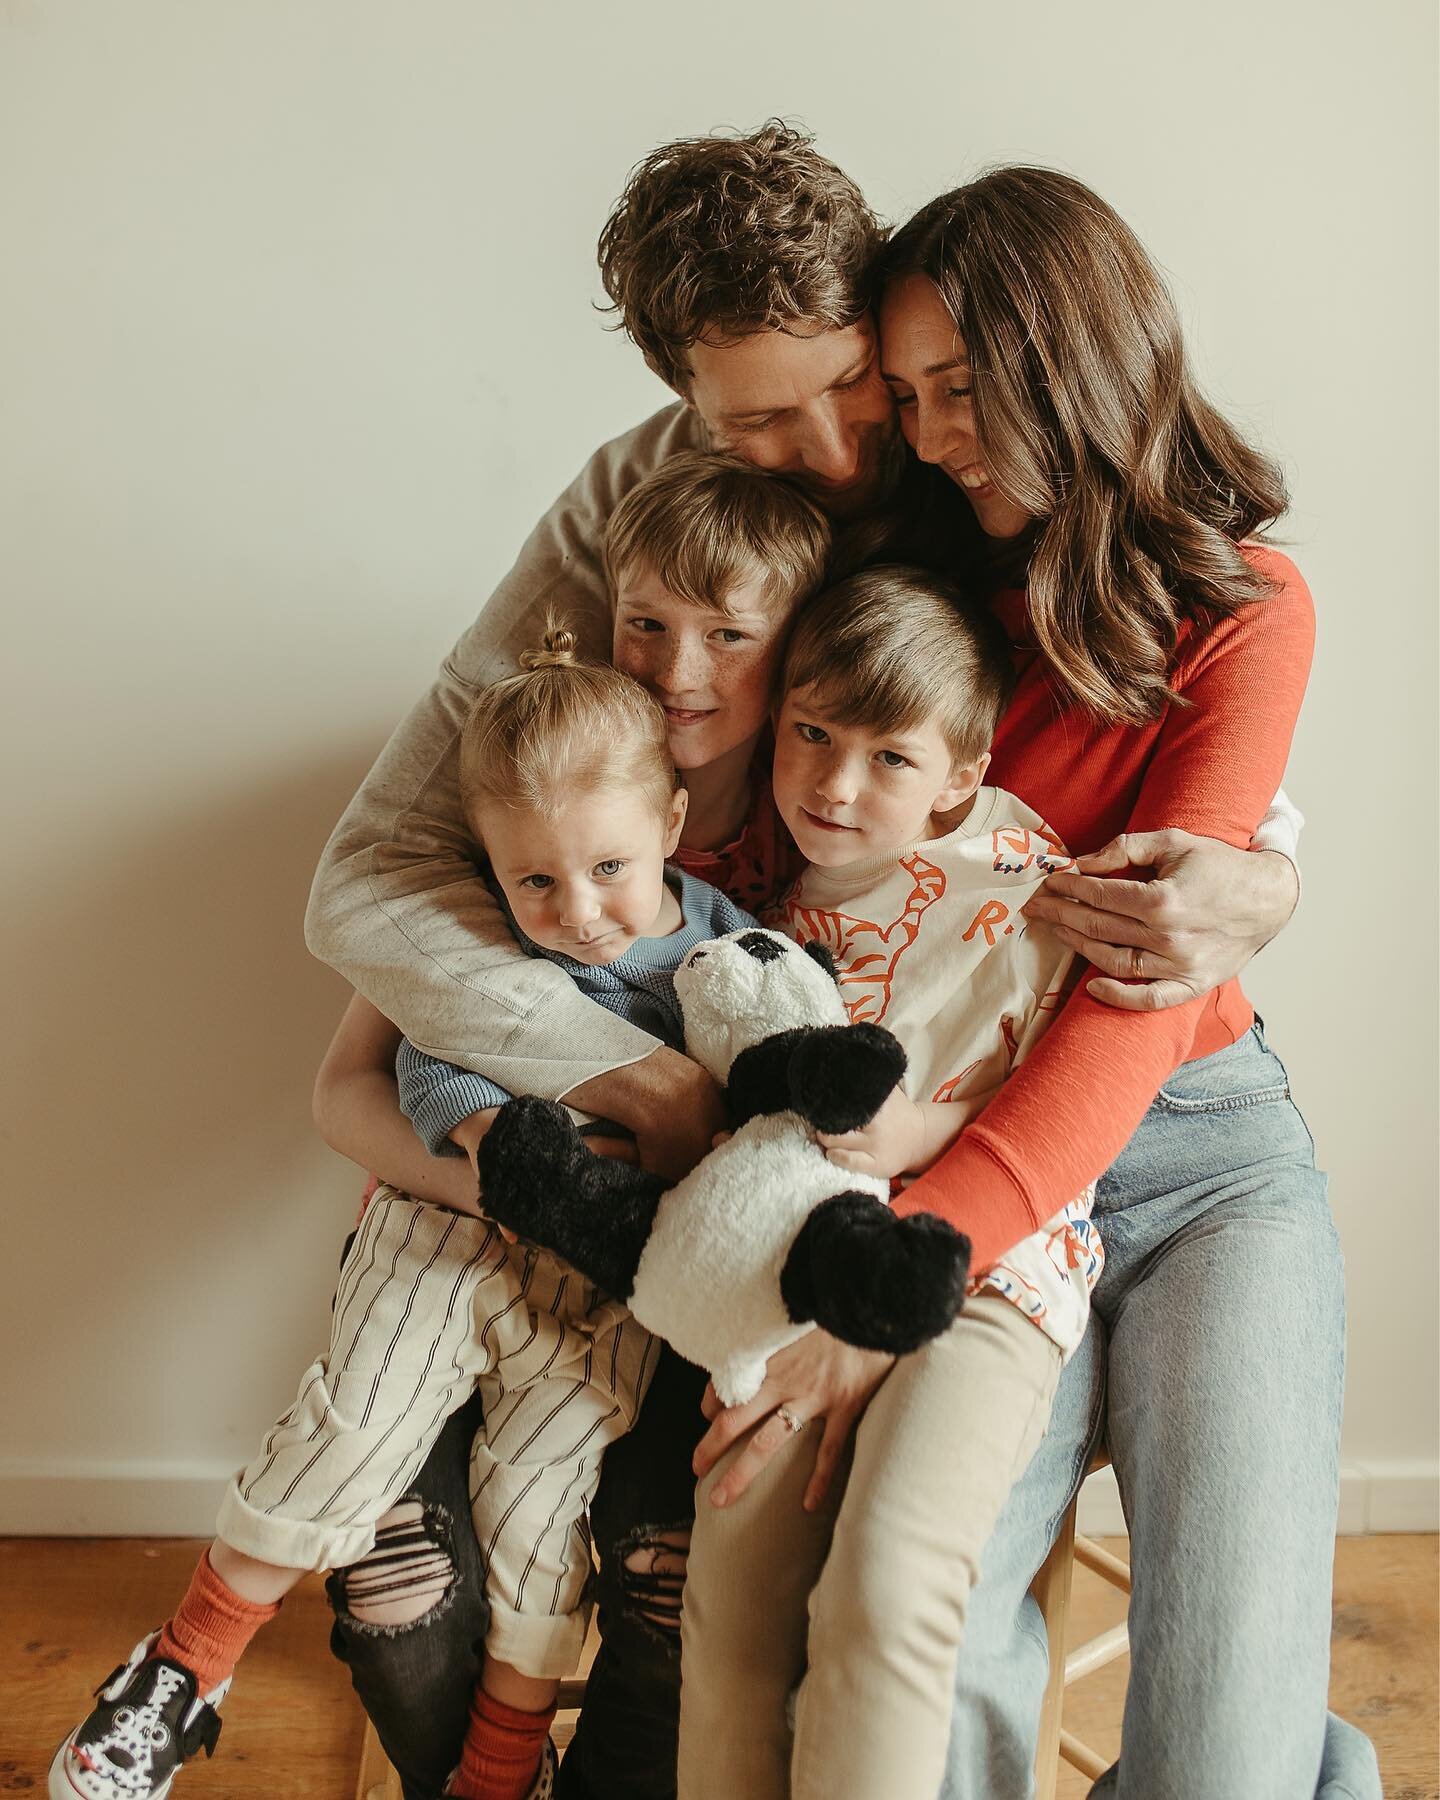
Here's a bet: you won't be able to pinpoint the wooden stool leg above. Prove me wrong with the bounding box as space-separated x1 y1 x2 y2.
1030 1494 1079 1800
356 1718 404 1800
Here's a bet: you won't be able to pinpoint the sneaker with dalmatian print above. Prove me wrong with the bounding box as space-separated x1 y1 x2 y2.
48 1631 228 1800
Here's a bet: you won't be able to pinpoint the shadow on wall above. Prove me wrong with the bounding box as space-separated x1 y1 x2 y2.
3 743 410 1455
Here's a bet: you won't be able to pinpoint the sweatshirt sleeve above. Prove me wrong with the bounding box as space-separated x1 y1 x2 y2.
303 404 701 1100
893 549 1315 1267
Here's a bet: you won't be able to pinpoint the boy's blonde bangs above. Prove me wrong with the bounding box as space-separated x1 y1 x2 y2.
604 451 830 616
782 567 1014 767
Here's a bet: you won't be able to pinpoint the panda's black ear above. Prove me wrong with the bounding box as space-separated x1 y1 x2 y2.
801 939 840 984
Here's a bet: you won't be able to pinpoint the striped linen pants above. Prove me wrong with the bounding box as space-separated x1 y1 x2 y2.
217 1187 658 1677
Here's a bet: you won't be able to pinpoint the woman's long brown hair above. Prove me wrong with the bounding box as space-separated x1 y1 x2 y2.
875 168 1289 724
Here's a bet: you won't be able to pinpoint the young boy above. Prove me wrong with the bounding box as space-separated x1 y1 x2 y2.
51 453 829 1800
677 565 1103 1800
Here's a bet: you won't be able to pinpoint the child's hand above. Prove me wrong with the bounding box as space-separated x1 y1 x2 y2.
817 1087 924 1180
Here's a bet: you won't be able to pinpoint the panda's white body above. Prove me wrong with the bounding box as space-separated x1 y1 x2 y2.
630 1109 889 1406
620 930 892 1407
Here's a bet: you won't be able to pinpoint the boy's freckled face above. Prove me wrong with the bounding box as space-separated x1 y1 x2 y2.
772 685 979 868
611 564 791 773
476 789 684 966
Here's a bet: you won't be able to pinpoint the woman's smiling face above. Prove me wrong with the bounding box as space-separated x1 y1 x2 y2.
611 562 792 773
878 274 1032 542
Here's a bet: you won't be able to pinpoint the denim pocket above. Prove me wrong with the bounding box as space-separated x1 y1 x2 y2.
1152 1025 1291 1115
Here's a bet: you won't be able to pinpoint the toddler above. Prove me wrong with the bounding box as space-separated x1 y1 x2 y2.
51 633 755 1800
678 565 1104 1800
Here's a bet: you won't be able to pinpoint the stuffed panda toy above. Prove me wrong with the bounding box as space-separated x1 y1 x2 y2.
478 928 970 1406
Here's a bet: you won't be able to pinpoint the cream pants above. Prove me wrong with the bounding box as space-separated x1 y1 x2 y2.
679 1291 1061 1800
218 1189 656 1678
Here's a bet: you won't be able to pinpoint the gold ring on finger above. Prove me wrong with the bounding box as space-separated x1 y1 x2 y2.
776 1404 806 1435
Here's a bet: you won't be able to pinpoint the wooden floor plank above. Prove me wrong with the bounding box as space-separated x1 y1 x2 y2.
4 1535 1434 1796
2 1538 361 1796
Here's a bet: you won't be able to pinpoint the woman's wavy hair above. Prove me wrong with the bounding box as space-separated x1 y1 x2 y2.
875 167 1289 723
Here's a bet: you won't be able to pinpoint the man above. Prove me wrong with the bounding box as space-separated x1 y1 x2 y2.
305 123 905 1184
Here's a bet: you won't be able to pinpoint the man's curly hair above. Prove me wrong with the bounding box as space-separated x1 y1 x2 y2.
598 120 886 392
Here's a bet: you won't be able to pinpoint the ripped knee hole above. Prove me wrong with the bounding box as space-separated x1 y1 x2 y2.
619 1528 689 1636
333 1499 458 1631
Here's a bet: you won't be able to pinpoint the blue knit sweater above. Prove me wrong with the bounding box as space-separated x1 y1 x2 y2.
396 867 757 1156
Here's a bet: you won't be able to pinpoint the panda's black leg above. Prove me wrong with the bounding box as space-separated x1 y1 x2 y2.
779 1192 971 1354
477 1097 667 1301
786 1024 909 1134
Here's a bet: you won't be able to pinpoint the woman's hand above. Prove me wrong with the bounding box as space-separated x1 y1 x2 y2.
692 1330 894 1513
1023 830 1299 1011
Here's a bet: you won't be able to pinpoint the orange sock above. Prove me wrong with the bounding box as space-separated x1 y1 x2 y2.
154 1549 281 1695
449 1686 555 1800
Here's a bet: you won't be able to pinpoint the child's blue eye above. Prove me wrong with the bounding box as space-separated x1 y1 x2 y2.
797 723 828 744
594 860 625 878
519 874 553 891
714 629 747 644
877 751 910 769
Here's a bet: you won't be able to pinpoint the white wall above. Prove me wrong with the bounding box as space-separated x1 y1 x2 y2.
3 0 1436 1534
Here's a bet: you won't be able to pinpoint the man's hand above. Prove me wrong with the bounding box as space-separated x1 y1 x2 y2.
1023 829 1299 1012
817 1087 925 1180
566 1047 726 1181
693 1330 894 1513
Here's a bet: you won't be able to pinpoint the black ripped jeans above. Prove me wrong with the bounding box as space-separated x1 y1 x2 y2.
327 1346 707 1800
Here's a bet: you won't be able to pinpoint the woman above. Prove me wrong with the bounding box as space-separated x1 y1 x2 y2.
688 169 1375 1800
315 169 1377 1800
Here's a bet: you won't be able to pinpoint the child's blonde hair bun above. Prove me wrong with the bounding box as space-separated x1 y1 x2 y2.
519 622 581 671
460 615 676 830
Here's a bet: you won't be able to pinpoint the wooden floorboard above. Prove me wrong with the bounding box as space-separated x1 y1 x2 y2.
4 1535 1435 1797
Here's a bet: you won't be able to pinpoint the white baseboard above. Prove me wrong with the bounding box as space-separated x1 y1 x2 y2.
1 1458 1435 1539
0 1461 231 1537
1076 1460 1439 1537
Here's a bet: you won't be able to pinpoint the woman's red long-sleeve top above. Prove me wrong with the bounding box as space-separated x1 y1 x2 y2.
891 544 1315 1266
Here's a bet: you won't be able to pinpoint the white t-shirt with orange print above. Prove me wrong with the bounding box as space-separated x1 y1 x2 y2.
769 785 1103 1358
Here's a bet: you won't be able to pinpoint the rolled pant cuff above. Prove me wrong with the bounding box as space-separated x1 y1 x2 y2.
486 1595 589 1680
216 1478 377 1573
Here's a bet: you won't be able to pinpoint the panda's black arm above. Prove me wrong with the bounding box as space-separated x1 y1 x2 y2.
477 1097 667 1301
785 1023 908 1134
724 1029 818 1127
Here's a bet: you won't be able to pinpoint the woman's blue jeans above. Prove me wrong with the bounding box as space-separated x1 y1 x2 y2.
940 1021 1379 1799
329 1023 1380 1800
